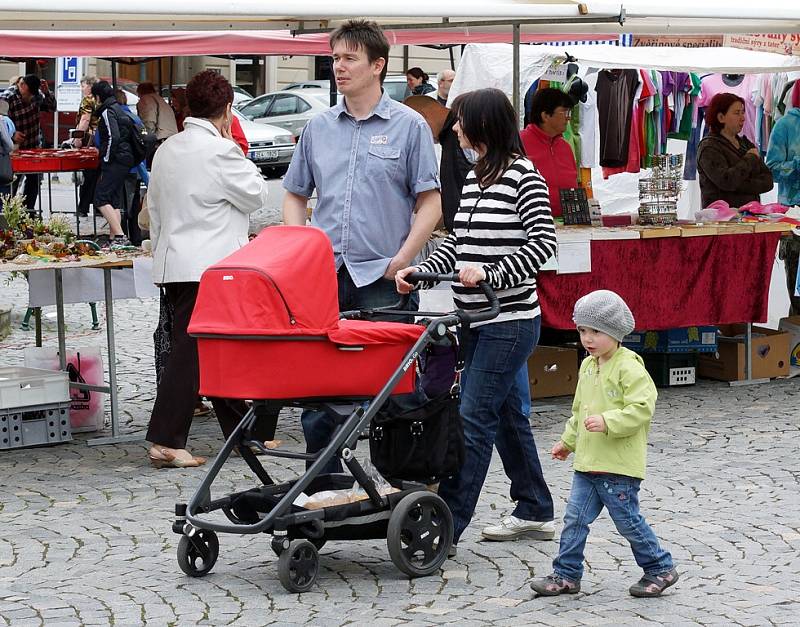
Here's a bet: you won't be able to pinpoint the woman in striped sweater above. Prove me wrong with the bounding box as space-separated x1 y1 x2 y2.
396 88 557 552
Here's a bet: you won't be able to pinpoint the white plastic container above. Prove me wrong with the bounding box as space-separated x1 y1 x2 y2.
0 367 70 410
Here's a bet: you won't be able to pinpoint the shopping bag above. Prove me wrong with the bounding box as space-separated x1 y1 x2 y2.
24 347 105 432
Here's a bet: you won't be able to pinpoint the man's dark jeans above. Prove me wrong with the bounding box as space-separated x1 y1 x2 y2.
301 266 418 474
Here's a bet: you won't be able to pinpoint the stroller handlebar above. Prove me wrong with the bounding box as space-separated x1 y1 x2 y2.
405 271 500 324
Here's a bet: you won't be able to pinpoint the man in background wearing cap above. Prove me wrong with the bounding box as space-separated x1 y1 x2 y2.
0 74 56 215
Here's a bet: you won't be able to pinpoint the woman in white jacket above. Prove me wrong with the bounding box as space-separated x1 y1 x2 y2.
146 70 268 468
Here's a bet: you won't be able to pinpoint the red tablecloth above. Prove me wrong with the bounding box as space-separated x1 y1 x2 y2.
11 148 99 173
537 232 782 330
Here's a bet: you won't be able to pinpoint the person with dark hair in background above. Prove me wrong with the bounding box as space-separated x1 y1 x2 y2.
520 88 578 218
0 74 56 215
282 19 441 474
114 88 148 246
396 87 556 553
74 75 100 218
145 70 267 468
406 67 435 96
92 80 135 245
697 92 773 208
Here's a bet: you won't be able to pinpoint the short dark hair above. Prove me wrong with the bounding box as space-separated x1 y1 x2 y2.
529 88 575 126
704 92 745 134
329 19 390 83
186 70 233 119
406 67 429 82
91 80 115 102
451 88 524 188
137 82 156 96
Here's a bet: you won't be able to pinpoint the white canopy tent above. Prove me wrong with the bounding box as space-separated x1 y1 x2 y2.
452 42 798 258
450 43 800 104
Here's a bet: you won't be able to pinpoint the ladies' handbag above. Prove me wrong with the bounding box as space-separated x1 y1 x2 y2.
369 389 463 483
369 333 465 482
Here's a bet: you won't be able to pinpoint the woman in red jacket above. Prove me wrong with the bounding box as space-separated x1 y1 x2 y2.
519 88 578 218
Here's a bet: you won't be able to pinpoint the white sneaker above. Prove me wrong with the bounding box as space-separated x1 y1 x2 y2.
481 516 556 541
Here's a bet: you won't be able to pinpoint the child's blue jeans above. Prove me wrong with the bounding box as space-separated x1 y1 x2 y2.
553 471 673 582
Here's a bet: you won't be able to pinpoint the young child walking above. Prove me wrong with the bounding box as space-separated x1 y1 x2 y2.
530 290 678 598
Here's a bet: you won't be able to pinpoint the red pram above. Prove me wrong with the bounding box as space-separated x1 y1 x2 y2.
188 226 423 399
176 226 499 593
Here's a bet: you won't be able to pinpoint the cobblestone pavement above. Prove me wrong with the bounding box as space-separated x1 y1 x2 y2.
1 272 800 626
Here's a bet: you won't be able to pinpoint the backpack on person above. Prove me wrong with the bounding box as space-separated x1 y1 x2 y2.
122 110 155 165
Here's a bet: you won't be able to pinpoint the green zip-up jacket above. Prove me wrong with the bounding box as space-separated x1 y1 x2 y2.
560 346 657 480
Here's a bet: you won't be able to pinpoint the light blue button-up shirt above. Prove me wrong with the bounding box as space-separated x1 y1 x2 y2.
283 90 440 287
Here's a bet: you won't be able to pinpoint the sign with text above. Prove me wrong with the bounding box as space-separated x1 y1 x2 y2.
633 35 723 48
724 33 800 56
56 57 83 112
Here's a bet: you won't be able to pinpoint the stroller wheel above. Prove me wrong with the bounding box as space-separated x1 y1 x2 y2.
277 539 319 593
177 530 219 577
387 491 454 578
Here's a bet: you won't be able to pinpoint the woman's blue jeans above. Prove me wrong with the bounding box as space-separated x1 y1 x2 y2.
553 471 674 582
438 317 554 543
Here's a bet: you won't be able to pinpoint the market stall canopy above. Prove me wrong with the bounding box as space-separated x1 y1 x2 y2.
0 0 620 31
451 43 800 103
0 29 618 58
0 0 797 33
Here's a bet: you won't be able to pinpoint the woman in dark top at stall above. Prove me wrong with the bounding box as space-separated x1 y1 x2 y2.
406 67 435 96
697 92 773 208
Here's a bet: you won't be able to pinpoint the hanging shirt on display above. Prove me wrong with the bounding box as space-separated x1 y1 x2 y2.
697 74 758 145
595 69 639 168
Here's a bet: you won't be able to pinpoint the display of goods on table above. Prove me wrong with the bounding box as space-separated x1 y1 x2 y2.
1 193 99 263
638 154 683 226
10 148 99 173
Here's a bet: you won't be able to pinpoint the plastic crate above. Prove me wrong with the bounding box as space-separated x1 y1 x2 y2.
623 326 718 353
0 367 70 411
0 402 72 449
641 353 697 388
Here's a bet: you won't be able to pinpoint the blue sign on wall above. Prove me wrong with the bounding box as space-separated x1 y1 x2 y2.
61 57 79 84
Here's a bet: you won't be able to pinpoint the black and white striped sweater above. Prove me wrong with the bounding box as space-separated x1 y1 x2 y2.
417 158 556 325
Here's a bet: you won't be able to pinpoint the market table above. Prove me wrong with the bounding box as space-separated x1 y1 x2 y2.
538 230 783 330
10 148 99 237
0 254 141 445
538 226 791 384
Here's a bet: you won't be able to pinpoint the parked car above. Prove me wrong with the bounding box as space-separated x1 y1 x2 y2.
161 84 253 106
282 74 438 103
236 89 330 139
232 109 295 178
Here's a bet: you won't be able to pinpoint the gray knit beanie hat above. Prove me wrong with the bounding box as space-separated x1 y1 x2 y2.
572 289 635 342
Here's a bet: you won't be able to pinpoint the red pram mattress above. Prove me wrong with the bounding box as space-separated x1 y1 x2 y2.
189 226 423 400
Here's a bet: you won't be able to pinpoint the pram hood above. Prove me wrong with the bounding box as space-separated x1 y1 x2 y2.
189 226 340 337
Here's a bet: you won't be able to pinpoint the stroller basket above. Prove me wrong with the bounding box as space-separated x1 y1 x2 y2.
178 230 500 592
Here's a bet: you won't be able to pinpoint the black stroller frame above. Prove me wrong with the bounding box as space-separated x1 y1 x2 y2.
174 273 499 592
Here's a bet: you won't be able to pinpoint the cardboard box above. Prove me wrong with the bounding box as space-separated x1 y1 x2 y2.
778 316 800 374
697 324 790 381
528 346 579 399
623 326 718 353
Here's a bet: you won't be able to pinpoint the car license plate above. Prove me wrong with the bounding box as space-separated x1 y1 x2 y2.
249 149 279 162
